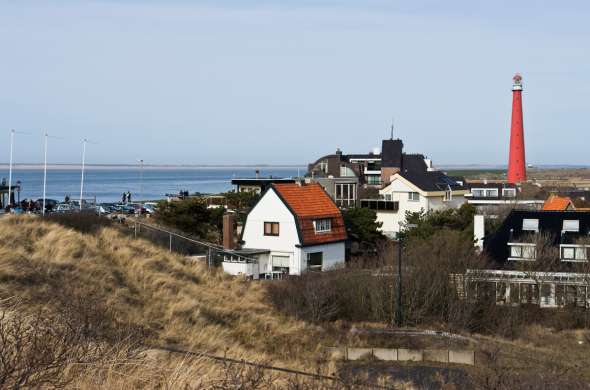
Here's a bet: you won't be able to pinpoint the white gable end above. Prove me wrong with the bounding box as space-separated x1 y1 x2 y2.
241 189 300 252
380 175 422 196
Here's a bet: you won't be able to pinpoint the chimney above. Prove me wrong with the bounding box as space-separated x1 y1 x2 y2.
223 213 237 250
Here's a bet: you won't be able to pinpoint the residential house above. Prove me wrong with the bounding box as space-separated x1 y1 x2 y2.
464 181 543 212
468 210 590 308
231 177 296 194
222 183 347 279
367 170 468 237
307 138 434 204
542 195 575 211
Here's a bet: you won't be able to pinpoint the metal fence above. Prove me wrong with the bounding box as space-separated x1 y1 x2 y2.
127 219 255 267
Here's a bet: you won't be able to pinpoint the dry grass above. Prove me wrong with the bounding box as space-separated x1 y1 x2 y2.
0 215 336 387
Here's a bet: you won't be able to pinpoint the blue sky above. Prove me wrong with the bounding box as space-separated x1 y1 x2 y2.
1 1 589 165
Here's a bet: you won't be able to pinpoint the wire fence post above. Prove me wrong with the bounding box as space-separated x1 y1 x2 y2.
169 233 172 252
134 221 137 238
207 247 212 269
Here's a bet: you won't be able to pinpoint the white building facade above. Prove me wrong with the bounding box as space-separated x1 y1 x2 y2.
224 183 347 279
375 173 468 237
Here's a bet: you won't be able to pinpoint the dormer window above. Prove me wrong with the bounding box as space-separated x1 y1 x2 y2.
562 220 579 233
522 219 539 232
314 218 332 233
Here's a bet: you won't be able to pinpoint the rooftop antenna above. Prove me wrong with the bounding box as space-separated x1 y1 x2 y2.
390 118 394 140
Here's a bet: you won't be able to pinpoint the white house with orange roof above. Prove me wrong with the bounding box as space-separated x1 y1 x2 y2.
222 183 347 279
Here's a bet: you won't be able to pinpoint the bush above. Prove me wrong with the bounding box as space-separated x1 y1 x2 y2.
402 203 476 242
267 269 393 323
155 198 222 242
0 292 143 388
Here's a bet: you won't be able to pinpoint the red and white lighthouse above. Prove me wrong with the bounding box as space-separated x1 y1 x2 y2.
507 73 526 183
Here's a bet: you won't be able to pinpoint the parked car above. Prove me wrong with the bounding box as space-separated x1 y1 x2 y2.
55 203 74 213
143 202 157 214
114 203 136 214
36 198 58 211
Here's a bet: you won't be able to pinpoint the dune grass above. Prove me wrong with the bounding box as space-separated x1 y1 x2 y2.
0 215 334 385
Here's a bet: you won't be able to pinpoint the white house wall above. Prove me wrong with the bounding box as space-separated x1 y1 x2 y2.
241 189 300 275
377 177 466 236
222 261 260 279
378 178 428 236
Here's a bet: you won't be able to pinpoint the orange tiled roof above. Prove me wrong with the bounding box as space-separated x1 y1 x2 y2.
542 195 575 211
272 183 347 246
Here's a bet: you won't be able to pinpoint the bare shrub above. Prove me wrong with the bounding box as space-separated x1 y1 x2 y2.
0 298 142 389
267 270 392 323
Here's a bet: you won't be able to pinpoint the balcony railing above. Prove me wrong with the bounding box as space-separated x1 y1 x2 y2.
360 199 399 212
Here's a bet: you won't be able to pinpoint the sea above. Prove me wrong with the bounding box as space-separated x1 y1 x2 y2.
0 167 303 204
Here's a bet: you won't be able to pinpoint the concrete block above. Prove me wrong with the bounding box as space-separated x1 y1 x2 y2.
324 347 346 360
372 348 398 361
424 349 449 363
347 348 373 361
398 349 423 362
449 350 475 365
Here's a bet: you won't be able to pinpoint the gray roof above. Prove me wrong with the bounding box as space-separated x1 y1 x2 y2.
399 170 467 192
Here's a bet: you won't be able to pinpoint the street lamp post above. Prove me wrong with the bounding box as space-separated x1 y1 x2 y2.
395 222 417 327
7 129 14 206
138 159 144 202
42 132 48 216
79 139 87 211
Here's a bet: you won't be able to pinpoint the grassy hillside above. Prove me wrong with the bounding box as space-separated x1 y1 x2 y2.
3 215 590 388
0 215 338 388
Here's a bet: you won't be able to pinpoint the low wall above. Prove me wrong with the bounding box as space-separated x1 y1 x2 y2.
326 347 474 366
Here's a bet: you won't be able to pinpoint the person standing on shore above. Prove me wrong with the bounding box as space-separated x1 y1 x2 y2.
122 192 127 204
127 191 132 203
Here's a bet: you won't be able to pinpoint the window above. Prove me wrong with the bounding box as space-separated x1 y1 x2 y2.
366 162 381 171
502 188 517 198
508 243 536 260
471 188 499 197
340 166 355 177
367 175 381 185
360 199 398 211
384 194 392 201
307 252 323 271
408 192 420 201
264 222 280 236
319 160 329 174
561 245 588 262
314 218 332 233
563 220 580 232
472 189 485 197
510 246 522 258
335 183 356 207
522 219 539 232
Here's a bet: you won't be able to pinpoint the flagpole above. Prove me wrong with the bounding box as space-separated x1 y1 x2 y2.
79 139 87 211
42 132 48 216
8 129 14 206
